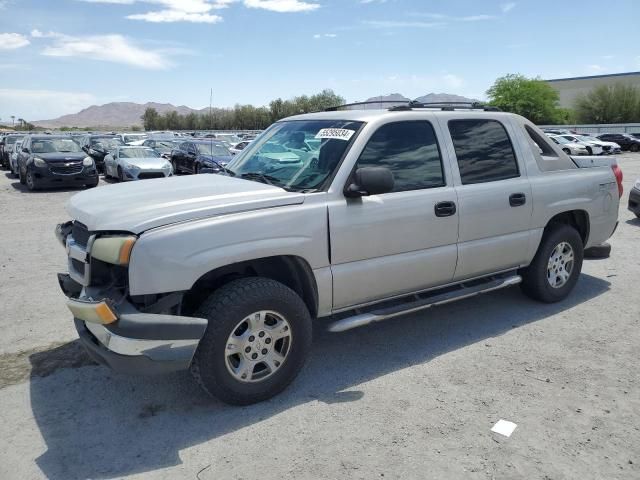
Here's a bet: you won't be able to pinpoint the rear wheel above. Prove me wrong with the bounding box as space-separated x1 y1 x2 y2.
521 225 583 303
117 166 124 182
586 146 593 155
191 277 312 405
19 165 26 185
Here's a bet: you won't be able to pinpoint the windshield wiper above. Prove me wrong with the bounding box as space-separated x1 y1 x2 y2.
240 172 282 186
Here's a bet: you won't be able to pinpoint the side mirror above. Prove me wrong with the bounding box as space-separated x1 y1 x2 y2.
345 167 394 197
22 147 29 153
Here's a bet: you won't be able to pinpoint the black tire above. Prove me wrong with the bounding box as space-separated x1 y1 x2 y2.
26 169 38 191
19 165 26 185
586 146 592 155
191 277 312 405
117 166 124 182
630 144 639 153
562 148 571 155
521 224 584 303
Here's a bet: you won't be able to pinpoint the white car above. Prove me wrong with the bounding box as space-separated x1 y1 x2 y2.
104 146 173 181
8 139 23 177
557 135 603 155
229 140 253 155
574 135 621 155
548 135 589 155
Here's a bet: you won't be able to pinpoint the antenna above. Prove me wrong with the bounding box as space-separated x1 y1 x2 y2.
209 88 213 158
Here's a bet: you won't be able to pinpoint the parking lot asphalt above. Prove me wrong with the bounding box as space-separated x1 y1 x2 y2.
0 157 639 480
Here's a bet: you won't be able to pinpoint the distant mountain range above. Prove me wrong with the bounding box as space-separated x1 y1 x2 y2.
34 102 207 128
34 93 480 128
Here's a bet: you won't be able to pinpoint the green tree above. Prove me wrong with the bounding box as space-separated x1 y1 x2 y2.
487 74 566 124
141 107 159 130
574 83 640 124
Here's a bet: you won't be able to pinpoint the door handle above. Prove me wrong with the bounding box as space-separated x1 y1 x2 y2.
434 201 457 217
509 193 526 207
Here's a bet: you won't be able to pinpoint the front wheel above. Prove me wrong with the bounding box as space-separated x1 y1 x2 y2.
521 225 584 303
562 148 571 155
26 169 38 191
630 144 639 153
19 165 26 185
191 277 312 405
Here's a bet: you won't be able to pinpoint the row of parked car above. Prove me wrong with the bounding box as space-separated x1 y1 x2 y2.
0 131 257 191
542 129 640 156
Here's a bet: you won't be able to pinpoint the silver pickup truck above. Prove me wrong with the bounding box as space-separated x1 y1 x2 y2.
56 104 621 405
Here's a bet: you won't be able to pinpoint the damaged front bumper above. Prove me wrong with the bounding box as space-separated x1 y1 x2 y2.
58 273 208 375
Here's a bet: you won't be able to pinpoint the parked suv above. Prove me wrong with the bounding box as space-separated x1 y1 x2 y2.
18 135 98 190
597 133 640 152
80 135 125 172
0 133 25 168
56 106 620 405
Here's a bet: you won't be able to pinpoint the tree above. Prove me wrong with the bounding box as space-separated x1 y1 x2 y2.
141 107 159 131
574 83 640 124
487 74 566 124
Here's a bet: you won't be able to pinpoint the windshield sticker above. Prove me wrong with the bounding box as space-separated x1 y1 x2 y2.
315 128 356 141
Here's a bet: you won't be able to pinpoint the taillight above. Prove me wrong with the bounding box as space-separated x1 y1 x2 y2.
612 164 623 197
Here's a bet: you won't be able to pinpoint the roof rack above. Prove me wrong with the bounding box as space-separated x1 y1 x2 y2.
324 100 501 112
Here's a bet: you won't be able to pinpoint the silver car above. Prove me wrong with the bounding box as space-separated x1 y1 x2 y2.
104 146 173 181
9 139 23 177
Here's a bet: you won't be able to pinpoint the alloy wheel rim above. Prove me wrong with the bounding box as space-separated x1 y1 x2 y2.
224 310 292 383
547 241 574 289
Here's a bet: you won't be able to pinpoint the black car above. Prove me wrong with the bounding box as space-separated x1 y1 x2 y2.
629 180 640 218
170 139 233 174
596 133 640 152
0 134 25 168
80 135 125 172
17 135 98 191
141 138 177 159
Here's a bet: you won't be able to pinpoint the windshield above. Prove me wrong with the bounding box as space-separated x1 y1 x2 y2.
119 147 159 158
196 143 230 156
91 137 124 150
123 134 147 143
578 135 599 142
228 120 363 192
551 136 570 145
148 140 175 152
5 136 22 145
31 138 83 153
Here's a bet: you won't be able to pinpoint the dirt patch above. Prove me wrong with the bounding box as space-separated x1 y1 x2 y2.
0 340 95 389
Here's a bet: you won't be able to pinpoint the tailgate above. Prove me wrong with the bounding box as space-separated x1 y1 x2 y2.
571 155 618 168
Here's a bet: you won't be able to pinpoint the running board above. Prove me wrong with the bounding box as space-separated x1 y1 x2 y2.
328 274 522 333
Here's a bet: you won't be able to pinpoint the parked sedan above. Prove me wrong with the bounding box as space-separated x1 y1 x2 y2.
557 135 603 155
8 139 23 177
141 138 178 158
0 134 25 168
548 135 589 155
629 179 640 218
229 140 252 155
575 134 621 154
80 135 125 172
104 146 173 181
597 133 640 152
17 135 98 191
170 140 232 174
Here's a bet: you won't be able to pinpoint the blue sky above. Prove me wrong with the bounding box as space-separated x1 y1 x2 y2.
0 0 638 121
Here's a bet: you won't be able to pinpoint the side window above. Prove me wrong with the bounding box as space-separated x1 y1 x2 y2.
354 121 445 193
448 119 519 185
525 125 557 157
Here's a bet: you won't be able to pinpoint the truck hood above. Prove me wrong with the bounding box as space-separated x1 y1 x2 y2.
66 174 305 233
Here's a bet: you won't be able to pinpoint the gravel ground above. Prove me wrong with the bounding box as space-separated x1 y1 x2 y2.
0 157 639 480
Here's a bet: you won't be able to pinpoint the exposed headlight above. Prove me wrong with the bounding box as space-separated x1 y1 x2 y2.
82 157 94 167
91 235 136 265
33 157 47 167
122 161 140 172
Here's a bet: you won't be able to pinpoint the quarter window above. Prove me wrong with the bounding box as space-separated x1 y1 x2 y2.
448 119 519 184
354 121 445 193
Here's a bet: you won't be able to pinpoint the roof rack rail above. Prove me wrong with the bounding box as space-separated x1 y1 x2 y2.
324 100 411 111
389 101 502 112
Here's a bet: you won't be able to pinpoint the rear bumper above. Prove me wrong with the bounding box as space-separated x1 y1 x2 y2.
60 273 208 375
629 188 640 215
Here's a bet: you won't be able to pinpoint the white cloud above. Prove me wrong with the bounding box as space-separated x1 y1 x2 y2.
411 12 495 22
79 0 235 23
313 33 337 38
501 2 516 13
587 64 604 73
40 33 173 69
127 10 222 22
244 0 320 12
362 20 443 28
0 33 30 50
0 89 97 121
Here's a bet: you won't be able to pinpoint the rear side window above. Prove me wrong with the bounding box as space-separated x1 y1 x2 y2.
355 121 445 192
448 119 519 184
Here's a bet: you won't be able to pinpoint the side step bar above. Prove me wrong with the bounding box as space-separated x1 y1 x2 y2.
328 274 522 333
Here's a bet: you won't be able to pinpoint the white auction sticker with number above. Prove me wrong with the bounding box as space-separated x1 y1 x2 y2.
315 128 355 141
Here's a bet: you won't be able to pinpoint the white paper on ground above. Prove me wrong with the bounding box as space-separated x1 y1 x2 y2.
491 419 517 437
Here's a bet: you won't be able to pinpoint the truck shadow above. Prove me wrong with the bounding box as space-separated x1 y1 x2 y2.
30 274 609 479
